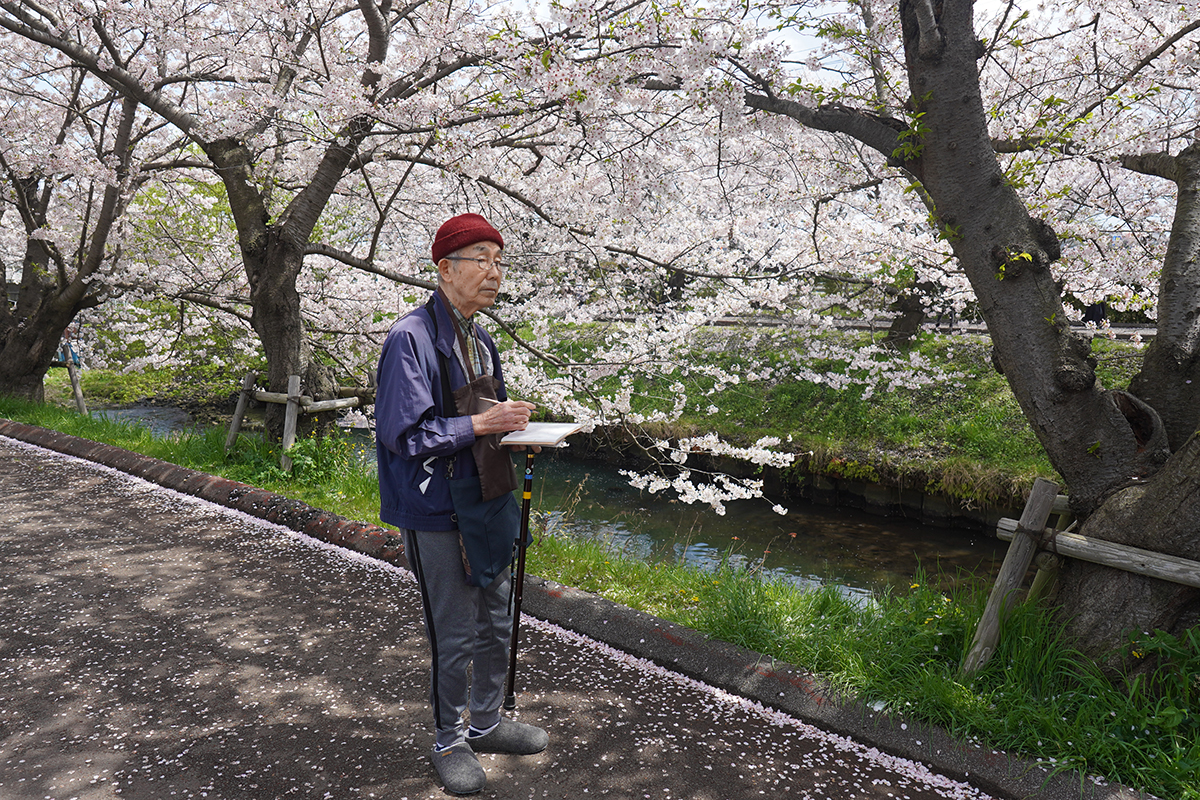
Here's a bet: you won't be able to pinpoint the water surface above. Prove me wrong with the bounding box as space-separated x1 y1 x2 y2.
525 450 1003 600
94 405 1006 599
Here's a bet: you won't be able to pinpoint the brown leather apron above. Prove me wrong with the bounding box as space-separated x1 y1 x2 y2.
441 291 519 502
452 374 519 501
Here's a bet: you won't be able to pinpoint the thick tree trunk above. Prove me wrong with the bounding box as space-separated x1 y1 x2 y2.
248 234 338 441
1127 138 1200 450
890 0 1192 666
748 4 1193 668
883 291 925 346
896 0 1170 518
0 325 64 402
1053 433 1200 676
0 240 81 403
1 96 134 406
206 111 375 442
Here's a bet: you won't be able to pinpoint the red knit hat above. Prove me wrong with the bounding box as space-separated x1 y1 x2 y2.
431 213 504 264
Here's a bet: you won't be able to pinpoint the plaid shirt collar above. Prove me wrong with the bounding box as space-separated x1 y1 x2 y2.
446 300 488 378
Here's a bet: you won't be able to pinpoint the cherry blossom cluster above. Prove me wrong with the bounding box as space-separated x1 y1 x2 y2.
4 0 1196 513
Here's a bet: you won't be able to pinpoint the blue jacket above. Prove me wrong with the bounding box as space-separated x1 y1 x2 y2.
375 292 508 531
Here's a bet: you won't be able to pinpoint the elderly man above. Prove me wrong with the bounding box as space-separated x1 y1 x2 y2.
375 213 548 795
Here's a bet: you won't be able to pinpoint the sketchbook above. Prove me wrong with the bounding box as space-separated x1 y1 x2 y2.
499 421 584 447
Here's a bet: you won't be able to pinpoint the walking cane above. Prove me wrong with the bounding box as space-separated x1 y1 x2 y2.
504 449 536 709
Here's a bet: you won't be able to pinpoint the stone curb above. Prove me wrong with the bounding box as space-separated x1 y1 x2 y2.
522 577 1157 800
0 419 406 565
0 418 1159 800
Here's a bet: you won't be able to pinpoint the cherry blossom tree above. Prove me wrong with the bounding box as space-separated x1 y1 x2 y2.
1 0 959 523
1 0 774 436
0 56 149 402
731 0 1200 667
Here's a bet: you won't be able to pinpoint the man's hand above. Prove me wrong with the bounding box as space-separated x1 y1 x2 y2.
471 400 536 436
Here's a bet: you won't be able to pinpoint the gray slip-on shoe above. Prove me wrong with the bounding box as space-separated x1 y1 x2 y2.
467 718 549 755
432 743 486 795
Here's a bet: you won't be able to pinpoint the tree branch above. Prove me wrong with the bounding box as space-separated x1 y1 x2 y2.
479 307 572 369
909 0 945 60
175 291 254 322
73 96 137 296
108 281 254 323
0 8 202 136
744 93 910 168
1120 151 1180 182
306 241 436 291
358 0 387 90
1074 19 1200 126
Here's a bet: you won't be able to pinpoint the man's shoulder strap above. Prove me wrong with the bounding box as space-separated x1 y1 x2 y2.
421 294 456 418
422 294 439 332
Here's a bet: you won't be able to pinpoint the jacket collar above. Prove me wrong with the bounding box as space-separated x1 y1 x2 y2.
430 290 462 360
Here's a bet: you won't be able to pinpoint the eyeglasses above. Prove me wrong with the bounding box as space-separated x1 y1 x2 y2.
445 255 508 274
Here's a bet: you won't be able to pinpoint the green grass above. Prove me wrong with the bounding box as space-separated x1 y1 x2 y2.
45 364 251 409
47 330 1149 509
2 393 387 529
1 394 1195 800
536 326 1145 507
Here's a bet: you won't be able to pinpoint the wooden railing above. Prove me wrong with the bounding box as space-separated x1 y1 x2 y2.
224 371 372 470
962 477 1200 675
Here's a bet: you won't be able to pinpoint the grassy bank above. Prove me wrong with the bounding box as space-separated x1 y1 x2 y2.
1 394 1195 799
540 327 1147 508
44 329 1146 509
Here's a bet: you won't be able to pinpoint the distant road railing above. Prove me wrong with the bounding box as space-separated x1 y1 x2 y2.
595 315 1154 341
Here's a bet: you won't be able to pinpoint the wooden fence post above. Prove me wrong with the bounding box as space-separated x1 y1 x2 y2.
1026 551 1064 604
280 375 301 471
1025 494 1071 604
64 358 88 416
224 371 258 453
223 372 368 469
962 477 1060 676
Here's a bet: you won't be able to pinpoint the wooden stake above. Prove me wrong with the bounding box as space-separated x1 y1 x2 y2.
65 358 88 416
962 477 1059 675
225 371 257 453
280 375 301 471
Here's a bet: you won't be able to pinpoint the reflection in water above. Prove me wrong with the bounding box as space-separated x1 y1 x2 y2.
94 406 1005 599
526 450 1004 601
94 405 197 437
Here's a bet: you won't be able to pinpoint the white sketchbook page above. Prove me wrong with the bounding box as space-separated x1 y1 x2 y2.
498 422 584 447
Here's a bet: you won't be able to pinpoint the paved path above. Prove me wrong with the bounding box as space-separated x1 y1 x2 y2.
0 426 1153 800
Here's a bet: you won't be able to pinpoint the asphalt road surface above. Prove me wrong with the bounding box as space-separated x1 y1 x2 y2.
0 427 1156 800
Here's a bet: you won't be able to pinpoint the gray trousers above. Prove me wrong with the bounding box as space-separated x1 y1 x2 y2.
402 528 513 750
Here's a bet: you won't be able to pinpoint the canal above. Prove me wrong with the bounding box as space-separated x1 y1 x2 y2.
96 405 1006 600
